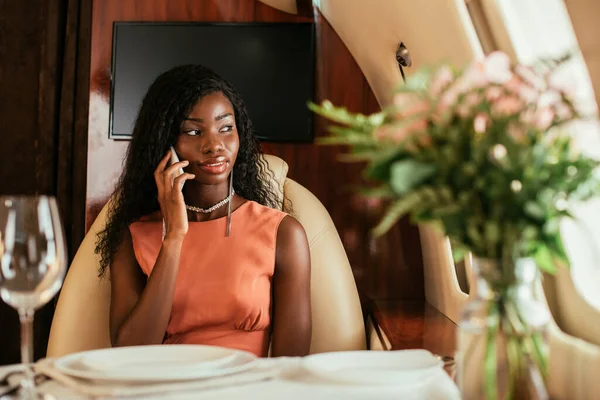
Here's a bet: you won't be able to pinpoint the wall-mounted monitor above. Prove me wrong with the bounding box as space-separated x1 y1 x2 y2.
110 22 315 142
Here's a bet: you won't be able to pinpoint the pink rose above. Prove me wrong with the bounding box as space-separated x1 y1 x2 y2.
521 105 560 130
483 51 513 84
456 92 482 117
465 92 482 108
486 86 504 102
461 52 513 92
374 118 428 144
437 70 476 112
462 62 488 89
456 104 471 118
394 119 428 141
518 85 539 104
519 108 536 125
417 133 433 148
474 113 490 134
429 66 454 97
506 76 538 104
507 123 527 143
438 86 459 113
515 65 545 90
393 93 430 118
535 107 555 130
433 98 453 124
554 102 574 121
492 95 524 117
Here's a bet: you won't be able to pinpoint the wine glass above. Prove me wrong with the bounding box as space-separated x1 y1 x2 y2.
0 196 67 398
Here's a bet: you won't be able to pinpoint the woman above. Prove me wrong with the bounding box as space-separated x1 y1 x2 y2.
96 65 312 357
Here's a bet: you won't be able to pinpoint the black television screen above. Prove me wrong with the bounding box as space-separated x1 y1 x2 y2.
110 22 315 142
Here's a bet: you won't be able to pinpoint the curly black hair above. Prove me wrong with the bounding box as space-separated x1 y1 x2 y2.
95 65 281 276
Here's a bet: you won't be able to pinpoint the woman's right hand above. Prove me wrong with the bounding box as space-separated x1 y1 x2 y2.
154 151 195 241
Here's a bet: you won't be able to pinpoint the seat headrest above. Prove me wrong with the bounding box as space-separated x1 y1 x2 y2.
262 154 289 210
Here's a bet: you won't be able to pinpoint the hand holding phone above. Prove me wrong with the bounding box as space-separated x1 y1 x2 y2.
169 146 184 179
155 147 195 240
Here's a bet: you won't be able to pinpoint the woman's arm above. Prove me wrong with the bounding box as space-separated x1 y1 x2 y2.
271 216 312 357
109 233 184 346
109 150 195 347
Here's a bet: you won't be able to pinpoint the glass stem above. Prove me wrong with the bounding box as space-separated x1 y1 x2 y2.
18 308 36 393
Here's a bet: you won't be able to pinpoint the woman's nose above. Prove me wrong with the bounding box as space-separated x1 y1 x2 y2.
201 135 224 154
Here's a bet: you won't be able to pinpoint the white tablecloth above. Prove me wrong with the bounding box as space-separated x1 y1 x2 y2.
0 358 460 400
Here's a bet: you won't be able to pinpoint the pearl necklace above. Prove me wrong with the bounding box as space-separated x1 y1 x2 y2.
185 189 235 214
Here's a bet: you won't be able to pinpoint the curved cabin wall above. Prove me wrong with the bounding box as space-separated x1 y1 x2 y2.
85 0 425 302
313 0 483 322
564 0 600 107
316 0 483 106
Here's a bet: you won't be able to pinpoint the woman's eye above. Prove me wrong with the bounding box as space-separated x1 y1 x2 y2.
220 125 233 133
184 129 200 136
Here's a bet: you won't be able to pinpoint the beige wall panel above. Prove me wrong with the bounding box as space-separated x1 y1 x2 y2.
257 0 298 14
565 0 600 106
316 0 483 105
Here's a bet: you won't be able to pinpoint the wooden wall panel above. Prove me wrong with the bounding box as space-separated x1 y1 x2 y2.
0 0 91 366
86 0 424 302
56 0 92 263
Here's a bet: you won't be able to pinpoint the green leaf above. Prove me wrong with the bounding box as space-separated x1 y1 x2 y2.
431 202 461 217
364 150 408 181
484 221 501 245
371 192 422 237
389 160 436 194
522 225 539 241
531 332 549 380
524 201 546 220
484 306 499 400
328 124 372 137
467 222 484 248
337 147 400 163
452 246 468 263
316 134 376 147
418 186 441 204
357 185 395 199
533 245 558 274
506 335 521 399
308 101 378 127
546 233 569 265
400 67 433 92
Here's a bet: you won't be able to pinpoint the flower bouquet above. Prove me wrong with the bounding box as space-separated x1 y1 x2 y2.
310 52 600 399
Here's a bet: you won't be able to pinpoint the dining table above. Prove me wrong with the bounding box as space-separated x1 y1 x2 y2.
0 351 460 400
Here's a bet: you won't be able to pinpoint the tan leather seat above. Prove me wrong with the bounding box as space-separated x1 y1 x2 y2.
47 155 366 357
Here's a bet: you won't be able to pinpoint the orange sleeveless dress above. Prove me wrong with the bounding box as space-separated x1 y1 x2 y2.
128 201 287 357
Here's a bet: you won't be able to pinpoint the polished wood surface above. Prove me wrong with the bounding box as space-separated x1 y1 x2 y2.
369 300 457 357
86 0 425 302
0 0 91 365
56 0 92 261
295 0 314 18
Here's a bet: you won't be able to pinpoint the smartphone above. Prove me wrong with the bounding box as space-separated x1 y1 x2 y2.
169 146 185 187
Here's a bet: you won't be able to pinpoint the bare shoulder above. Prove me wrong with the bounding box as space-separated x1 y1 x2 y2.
276 215 308 246
275 215 310 272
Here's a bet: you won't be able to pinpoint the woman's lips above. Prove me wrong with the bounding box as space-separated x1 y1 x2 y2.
197 161 228 174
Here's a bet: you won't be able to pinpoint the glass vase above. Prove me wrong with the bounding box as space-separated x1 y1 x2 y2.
457 257 551 400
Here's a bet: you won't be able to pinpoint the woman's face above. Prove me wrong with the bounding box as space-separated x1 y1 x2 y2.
176 92 240 186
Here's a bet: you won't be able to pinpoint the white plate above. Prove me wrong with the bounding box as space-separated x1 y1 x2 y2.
53 345 257 382
302 349 442 385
